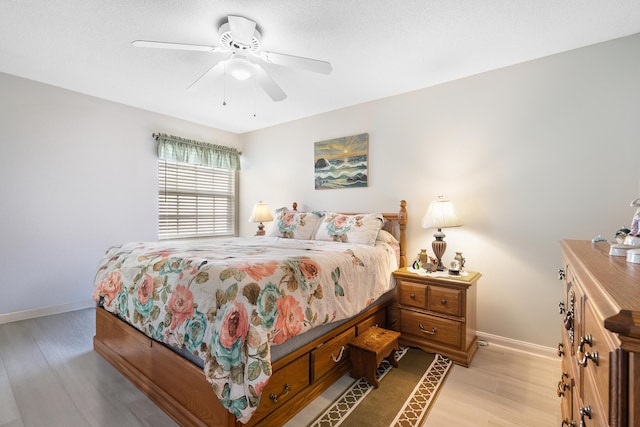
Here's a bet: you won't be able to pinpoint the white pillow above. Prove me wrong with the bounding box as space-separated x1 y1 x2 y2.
376 229 399 244
315 212 383 246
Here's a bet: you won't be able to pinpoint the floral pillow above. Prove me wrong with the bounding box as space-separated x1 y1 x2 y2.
315 212 384 246
267 207 324 240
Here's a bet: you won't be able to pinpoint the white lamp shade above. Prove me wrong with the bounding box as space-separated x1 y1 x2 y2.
248 202 273 223
422 196 463 229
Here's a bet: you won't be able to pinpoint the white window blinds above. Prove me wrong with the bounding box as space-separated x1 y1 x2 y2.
159 160 237 239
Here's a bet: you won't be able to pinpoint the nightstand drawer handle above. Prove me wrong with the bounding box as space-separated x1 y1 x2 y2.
419 324 437 335
410 293 416 299
441 299 447 305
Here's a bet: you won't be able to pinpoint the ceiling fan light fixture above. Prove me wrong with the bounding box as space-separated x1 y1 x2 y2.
226 57 254 81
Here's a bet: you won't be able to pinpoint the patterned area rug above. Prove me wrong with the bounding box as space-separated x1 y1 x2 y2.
309 347 452 427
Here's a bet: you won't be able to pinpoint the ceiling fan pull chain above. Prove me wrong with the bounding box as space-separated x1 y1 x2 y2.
222 62 227 106
253 82 257 117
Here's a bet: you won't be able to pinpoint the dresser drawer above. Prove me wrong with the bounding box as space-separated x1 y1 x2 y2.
580 300 619 422
398 280 427 309
428 286 462 317
252 354 309 421
311 326 356 381
400 310 461 347
582 366 608 427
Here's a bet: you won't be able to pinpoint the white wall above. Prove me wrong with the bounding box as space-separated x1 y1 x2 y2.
240 33 640 348
0 73 240 319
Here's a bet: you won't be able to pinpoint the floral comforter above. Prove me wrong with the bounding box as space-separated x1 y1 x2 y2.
93 237 397 423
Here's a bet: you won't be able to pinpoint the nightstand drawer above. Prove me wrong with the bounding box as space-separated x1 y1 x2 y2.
428 286 462 317
398 280 427 309
400 310 461 347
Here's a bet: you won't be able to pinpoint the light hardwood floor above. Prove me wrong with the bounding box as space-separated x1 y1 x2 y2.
423 344 562 426
0 308 561 426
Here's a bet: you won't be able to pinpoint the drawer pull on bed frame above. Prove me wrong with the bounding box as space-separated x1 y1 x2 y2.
331 346 345 363
269 383 290 403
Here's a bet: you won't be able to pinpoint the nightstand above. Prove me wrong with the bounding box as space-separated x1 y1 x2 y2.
392 267 480 367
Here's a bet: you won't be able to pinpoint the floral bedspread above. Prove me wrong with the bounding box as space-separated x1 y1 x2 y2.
93 237 397 423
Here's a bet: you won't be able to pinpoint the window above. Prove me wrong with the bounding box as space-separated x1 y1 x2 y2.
154 133 240 240
158 160 237 239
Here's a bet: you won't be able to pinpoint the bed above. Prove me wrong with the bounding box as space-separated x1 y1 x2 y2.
93 200 407 426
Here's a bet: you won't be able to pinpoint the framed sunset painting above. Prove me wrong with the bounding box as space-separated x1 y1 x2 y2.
314 133 368 190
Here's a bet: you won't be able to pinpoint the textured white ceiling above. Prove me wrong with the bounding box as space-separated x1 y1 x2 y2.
1 0 640 134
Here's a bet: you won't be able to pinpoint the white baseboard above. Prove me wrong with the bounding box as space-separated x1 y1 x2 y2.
477 331 558 360
0 300 96 325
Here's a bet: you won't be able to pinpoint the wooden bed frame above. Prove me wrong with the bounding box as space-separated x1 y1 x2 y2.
93 200 407 427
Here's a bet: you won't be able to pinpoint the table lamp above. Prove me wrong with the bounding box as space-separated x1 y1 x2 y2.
422 196 463 270
248 201 273 236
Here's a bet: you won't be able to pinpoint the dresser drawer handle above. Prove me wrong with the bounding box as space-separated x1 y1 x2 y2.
559 301 566 314
269 383 290 403
557 378 569 397
410 293 416 299
577 334 599 367
331 346 345 363
440 299 447 305
557 343 564 357
579 405 591 426
419 324 437 335
561 419 577 426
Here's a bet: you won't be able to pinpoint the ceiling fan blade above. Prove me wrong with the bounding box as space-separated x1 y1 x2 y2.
259 51 332 74
187 59 227 91
132 40 222 52
254 66 287 102
228 15 257 46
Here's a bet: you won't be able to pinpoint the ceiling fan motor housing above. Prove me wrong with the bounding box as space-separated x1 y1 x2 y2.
218 23 261 52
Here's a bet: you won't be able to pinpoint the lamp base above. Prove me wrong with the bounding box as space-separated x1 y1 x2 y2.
431 228 447 271
255 222 266 236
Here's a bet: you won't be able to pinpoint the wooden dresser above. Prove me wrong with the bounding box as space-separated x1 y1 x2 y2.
392 268 479 366
559 240 640 427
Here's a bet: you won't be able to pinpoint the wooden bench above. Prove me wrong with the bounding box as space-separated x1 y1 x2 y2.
348 326 401 388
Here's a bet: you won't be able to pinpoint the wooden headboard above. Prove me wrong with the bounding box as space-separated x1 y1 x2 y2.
291 200 408 267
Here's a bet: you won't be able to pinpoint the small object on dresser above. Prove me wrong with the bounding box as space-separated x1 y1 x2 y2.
609 244 639 257
591 235 607 243
627 249 640 264
616 226 631 244
625 235 640 246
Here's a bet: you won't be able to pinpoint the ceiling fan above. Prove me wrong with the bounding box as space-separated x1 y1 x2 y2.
132 15 332 102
